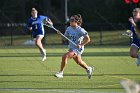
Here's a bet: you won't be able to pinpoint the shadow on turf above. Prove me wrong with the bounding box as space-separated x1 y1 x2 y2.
0 52 129 57
0 73 139 76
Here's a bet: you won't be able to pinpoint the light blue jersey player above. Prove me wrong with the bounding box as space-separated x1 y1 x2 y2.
27 8 53 61
55 14 94 79
64 26 88 55
129 8 140 66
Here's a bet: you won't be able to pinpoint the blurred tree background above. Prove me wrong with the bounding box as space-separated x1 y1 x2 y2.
0 0 137 27
0 0 140 46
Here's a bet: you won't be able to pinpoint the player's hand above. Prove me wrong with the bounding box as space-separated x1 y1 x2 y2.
29 27 32 31
47 19 53 26
43 18 53 26
77 44 82 49
129 17 136 26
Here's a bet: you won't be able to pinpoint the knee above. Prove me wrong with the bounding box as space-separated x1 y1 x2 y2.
35 40 41 46
35 40 38 45
62 54 68 59
62 54 69 62
130 52 137 58
76 61 83 65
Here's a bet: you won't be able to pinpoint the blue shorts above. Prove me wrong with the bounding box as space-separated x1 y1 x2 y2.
33 31 44 38
131 36 140 48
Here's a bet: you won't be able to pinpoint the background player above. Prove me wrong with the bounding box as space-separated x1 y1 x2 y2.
55 14 94 79
129 8 140 66
27 8 53 61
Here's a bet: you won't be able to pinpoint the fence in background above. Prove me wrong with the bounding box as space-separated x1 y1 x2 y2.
0 23 131 47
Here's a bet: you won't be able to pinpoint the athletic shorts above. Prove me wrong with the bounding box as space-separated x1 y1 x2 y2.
69 48 84 56
33 35 44 41
131 36 140 48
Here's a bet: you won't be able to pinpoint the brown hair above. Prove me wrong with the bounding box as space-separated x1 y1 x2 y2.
133 8 140 13
31 8 37 12
70 14 82 26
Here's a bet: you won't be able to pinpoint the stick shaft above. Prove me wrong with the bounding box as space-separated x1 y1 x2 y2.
51 26 77 46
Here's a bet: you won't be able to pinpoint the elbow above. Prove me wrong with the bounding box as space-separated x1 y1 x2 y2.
88 38 91 43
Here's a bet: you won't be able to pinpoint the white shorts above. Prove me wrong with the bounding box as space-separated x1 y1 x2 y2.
33 35 44 41
131 43 140 49
69 48 84 56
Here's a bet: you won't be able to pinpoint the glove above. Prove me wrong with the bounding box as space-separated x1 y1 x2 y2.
42 18 53 27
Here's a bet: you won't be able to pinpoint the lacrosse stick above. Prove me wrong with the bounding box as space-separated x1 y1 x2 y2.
42 18 77 46
122 30 133 38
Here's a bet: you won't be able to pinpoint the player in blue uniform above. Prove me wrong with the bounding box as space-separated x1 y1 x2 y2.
55 14 94 79
129 8 140 66
28 8 53 61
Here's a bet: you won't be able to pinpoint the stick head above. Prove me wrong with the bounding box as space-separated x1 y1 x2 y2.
122 30 133 38
42 18 53 28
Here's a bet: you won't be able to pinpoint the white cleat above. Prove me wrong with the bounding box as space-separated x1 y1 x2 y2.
87 66 94 79
136 58 140 66
55 72 63 78
42 56 46 61
42 49 46 62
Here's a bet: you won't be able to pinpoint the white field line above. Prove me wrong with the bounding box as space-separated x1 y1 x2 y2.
0 88 124 93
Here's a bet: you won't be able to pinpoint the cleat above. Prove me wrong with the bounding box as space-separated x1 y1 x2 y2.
42 49 46 61
42 56 46 61
55 72 63 78
87 66 94 79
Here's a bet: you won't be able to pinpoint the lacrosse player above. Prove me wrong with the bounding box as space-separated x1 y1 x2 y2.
55 14 94 79
27 8 53 61
129 8 140 66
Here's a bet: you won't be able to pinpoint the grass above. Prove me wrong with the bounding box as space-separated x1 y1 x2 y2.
0 45 140 93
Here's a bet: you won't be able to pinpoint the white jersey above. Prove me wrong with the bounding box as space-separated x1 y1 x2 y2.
64 26 88 55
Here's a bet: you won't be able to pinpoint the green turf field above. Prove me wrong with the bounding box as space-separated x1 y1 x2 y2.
0 46 139 93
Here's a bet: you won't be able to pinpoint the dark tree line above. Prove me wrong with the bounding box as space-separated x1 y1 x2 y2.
0 0 139 25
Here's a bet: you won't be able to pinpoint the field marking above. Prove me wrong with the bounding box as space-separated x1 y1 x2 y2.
97 84 120 88
109 76 130 80
0 88 124 93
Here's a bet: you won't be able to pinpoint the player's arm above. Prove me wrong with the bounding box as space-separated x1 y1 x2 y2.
42 16 53 26
129 17 140 36
77 29 90 48
129 17 136 27
28 27 32 31
27 19 32 31
78 35 90 48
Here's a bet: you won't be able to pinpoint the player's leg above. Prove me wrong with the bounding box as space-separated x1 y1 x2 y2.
73 55 88 69
130 44 140 66
55 51 75 78
35 35 46 61
73 55 94 79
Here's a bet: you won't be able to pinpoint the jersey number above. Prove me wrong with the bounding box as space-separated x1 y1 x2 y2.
71 36 76 42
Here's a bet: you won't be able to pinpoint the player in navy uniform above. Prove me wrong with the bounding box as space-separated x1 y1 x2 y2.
28 8 53 61
129 8 140 66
